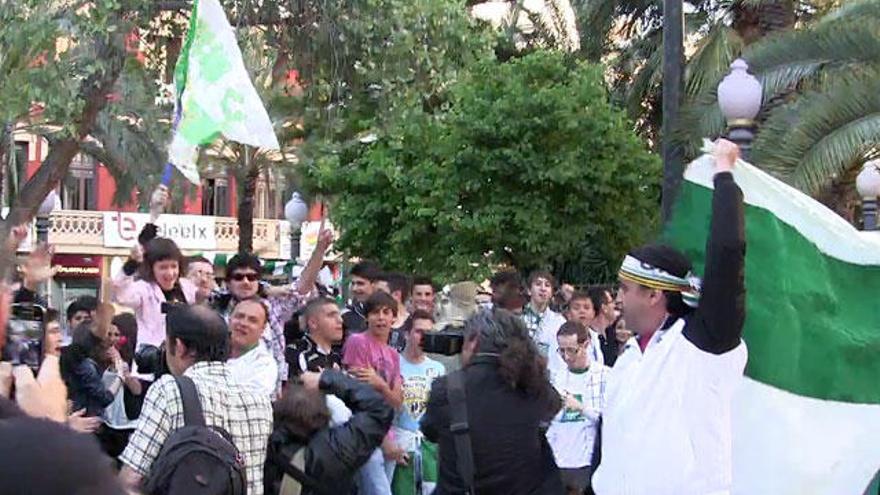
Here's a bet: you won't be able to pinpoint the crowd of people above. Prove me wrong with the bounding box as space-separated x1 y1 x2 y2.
0 140 748 495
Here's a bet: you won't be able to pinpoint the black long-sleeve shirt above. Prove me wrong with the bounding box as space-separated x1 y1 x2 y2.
681 171 746 355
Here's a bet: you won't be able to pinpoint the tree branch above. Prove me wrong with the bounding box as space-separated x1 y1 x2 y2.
0 35 127 279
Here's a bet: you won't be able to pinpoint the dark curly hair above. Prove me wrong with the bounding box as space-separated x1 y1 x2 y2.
463 309 552 401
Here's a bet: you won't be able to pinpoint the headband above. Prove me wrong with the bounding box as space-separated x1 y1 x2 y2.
618 255 701 308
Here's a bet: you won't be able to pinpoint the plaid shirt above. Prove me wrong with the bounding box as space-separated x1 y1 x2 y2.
120 362 273 495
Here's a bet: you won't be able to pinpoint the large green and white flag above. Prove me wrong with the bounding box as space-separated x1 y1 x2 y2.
168 0 279 184
666 142 880 494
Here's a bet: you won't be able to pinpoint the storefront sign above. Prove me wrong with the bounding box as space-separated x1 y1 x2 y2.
52 254 101 278
103 212 217 250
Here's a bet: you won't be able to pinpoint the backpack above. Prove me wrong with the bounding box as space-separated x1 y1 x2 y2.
142 375 247 495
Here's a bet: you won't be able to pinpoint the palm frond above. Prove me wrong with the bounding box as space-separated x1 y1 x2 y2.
684 25 744 99
816 0 880 25
744 21 880 101
752 71 880 194
625 39 662 119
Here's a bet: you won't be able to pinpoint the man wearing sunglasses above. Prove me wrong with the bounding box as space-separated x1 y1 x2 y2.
212 229 334 394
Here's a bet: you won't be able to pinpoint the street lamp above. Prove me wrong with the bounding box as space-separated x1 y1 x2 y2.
717 59 763 161
284 191 309 261
36 189 60 243
856 161 880 231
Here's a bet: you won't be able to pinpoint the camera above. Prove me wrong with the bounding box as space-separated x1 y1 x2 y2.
421 328 465 356
134 343 168 377
2 304 45 370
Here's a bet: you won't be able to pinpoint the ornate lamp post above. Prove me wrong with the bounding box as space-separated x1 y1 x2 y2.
717 59 763 161
284 191 309 261
856 161 880 231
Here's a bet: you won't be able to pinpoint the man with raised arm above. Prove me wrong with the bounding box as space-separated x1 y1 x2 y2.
593 139 747 495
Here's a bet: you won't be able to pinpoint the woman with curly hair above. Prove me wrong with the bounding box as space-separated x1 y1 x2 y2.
421 309 564 495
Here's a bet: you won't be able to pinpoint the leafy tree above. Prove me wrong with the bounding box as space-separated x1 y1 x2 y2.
309 51 661 283
0 0 155 277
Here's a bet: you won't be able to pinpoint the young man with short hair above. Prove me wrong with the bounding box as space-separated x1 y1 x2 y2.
546 321 608 495
587 286 619 367
391 310 445 495
119 305 273 495
490 270 526 314
377 272 412 352
286 296 344 378
66 300 91 337
343 291 404 495
185 255 215 304
566 290 612 367
228 298 278 399
522 270 567 371
410 276 436 315
342 261 382 335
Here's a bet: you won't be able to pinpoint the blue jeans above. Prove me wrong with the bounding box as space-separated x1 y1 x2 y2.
357 447 393 495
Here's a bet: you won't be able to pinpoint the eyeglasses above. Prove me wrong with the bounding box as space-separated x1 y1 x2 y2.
231 272 259 282
557 346 586 357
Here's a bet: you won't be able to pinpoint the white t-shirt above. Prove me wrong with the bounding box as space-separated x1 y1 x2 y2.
228 341 278 399
592 318 747 495
522 306 566 372
546 364 609 469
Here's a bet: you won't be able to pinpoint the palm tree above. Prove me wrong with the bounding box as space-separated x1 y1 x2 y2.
577 0 879 211
678 0 880 201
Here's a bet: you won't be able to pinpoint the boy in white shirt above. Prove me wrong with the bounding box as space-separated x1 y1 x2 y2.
546 321 609 495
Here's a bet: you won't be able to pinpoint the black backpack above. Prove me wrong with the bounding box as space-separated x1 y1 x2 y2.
142 375 247 495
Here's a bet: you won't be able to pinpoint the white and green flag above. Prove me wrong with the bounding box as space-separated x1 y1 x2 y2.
666 142 880 494
168 0 279 184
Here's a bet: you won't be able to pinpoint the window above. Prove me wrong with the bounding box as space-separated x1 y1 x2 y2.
62 153 96 210
202 177 229 216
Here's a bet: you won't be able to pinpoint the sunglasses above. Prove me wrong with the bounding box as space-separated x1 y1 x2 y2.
231 272 260 282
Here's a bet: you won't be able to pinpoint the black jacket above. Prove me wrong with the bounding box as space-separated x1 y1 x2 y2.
421 355 564 495
341 302 367 336
264 370 394 495
67 358 115 417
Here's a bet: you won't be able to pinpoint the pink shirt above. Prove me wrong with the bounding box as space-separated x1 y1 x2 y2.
342 332 401 389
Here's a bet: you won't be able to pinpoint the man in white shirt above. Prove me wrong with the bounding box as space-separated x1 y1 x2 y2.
592 139 747 495
228 298 278 399
547 321 608 495
521 270 566 371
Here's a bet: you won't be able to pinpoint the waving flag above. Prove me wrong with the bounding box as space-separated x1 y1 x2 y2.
167 0 279 184
665 142 880 494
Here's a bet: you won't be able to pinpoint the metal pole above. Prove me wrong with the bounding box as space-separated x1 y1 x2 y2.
661 0 685 224
863 197 878 231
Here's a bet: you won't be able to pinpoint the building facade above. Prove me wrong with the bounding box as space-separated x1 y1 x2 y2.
3 132 321 316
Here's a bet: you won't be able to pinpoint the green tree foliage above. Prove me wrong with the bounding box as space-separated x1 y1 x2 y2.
309 51 660 283
287 0 495 165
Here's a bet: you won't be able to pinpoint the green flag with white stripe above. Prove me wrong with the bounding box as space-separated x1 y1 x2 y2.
665 143 880 494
